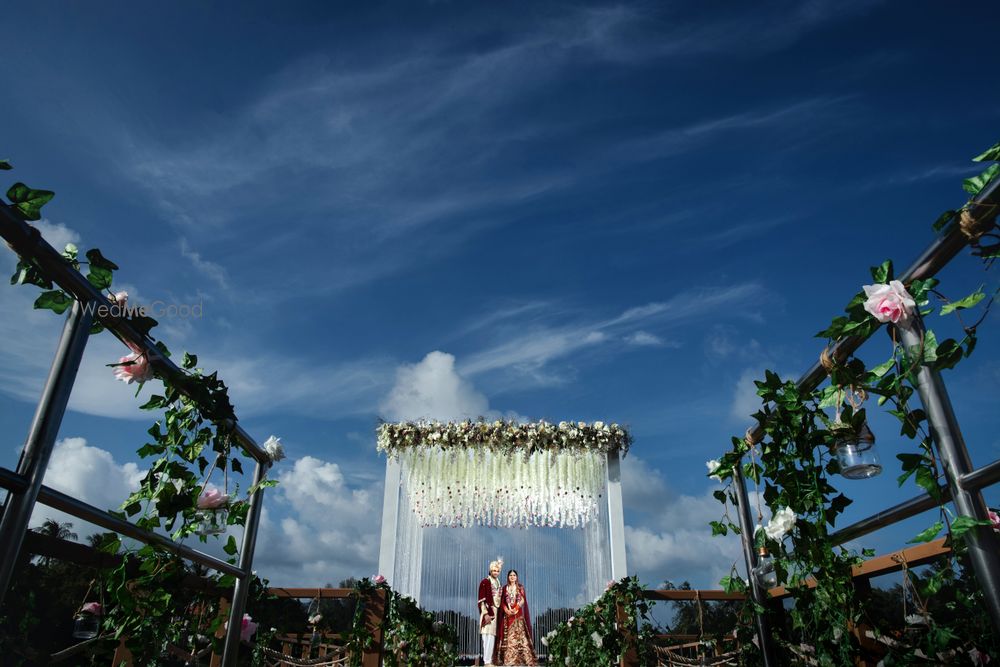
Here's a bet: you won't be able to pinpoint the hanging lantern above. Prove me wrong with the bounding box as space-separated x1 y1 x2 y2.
753 547 778 589
196 487 230 536
72 602 102 639
830 420 882 479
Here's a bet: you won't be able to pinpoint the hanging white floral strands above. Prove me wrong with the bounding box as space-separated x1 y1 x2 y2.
378 420 629 529
398 446 607 529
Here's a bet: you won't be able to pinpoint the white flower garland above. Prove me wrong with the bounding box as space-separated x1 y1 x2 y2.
378 420 628 528
377 419 631 457
399 447 607 529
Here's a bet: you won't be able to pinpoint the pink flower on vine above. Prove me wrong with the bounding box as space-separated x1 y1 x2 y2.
197 488 229 509
81 601 103 616
113 344 154 384
240 614 257 642
989 510 999 532
373 574 387 584
862 281 916 326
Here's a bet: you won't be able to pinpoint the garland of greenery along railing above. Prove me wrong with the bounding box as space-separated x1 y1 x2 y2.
3 159 281 663
345 577 458 667
707 141 1000 664
542 576 656 666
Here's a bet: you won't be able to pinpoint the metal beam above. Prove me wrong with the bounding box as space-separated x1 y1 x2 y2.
0 300 92 606
221 459 269 667
898 315 1000 632
732 465 779 667
34 481 244 577
0 467 29 495
0 203 268 465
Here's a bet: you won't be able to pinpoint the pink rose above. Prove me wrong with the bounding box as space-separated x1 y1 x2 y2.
81 602 103 616
373 574 386 584
113 344 154 384
990 510 1000 532
197 488 229 509
240 614 257 642
111 291 128 308
606 580 615 591
862 281 916 326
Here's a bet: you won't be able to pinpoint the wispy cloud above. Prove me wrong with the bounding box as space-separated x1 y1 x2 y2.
460 283 774 382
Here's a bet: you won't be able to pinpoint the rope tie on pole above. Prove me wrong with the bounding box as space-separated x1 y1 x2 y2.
819 346 837 375
959 206 997 241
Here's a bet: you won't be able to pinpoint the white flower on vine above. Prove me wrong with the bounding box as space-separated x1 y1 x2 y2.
263 435 285 462
764 507 796 540
706 459 723 482
591 631 603 648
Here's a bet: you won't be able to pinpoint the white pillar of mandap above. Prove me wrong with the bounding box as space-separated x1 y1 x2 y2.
606 448 628 580
377 457 401 586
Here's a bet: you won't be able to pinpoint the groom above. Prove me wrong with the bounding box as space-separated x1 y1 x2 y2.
477 556 503 665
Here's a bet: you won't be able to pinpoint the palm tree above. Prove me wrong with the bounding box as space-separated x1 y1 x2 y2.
33 518 77 541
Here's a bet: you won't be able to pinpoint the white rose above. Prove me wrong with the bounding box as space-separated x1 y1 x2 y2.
263 435 286 462
593 421 605 429
706 459 723 482
764 507 796 540
591 631 603 648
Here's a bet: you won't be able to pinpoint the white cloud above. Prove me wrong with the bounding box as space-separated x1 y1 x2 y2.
731 368 764 422
460 284 772 383
624 331 676 347
380 351 490 421
29 437 144 537
253 456 383 586
179 237 229 291
620 454 744 588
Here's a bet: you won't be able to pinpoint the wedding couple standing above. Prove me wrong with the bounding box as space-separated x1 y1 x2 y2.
478 557 537 666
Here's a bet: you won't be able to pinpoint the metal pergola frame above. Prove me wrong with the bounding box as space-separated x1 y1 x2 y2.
730 178 1000 665
0 203 268 667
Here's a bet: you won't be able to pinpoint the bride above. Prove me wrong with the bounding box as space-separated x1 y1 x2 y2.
496 570 537 666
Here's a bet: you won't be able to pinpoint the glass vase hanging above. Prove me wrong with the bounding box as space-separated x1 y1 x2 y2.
72 602 102 639
830 421 882 480
196 487 230 536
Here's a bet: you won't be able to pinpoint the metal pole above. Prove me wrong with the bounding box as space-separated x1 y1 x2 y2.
0 299 92 606
732 464 779 667
221 458 269 667
897 315 1000 632
606 449 629 580
377 457 401 587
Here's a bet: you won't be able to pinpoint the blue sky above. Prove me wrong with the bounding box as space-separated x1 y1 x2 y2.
1 0 999 597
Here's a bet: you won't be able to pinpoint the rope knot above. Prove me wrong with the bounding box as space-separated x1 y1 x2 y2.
959 205 997 241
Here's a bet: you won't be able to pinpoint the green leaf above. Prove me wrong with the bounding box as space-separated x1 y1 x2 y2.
908 521 943 543
182 352 198 369
940 288 986 315
131 314 158 338
223 535 239 555
871 260 892 284
931 209 956 232
230 458 243 474
0 159 12 170
973 141 1000 162
950 515 992 539
710 520 728 536
84 248 118 290
962 163 1000 195
33 290 72 314
5 182 54 221
869 358 895 379
10 258 53 289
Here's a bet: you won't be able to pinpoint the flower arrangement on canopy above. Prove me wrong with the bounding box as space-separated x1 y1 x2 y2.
377 419 632 529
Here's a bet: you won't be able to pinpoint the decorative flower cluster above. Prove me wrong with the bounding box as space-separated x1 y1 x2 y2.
400 447 606 528
377 419 632 457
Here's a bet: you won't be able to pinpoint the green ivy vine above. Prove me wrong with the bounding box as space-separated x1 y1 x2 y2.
709 141 1000 665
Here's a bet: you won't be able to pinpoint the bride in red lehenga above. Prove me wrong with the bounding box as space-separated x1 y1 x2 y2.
495 570 537 666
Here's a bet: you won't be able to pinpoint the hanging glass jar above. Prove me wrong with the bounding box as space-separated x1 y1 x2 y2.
830 420 882 480
72 601 102 639
195 487 230 536
753 547 778 589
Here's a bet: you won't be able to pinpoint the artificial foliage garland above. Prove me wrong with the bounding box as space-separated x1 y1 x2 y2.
708 141 1000 664
3 163 279 663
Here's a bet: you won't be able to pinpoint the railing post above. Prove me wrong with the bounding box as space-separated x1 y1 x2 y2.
897 315 1000 632
221 458 270 666
362 587 386 667
732 464 779 667
0 299 92 607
